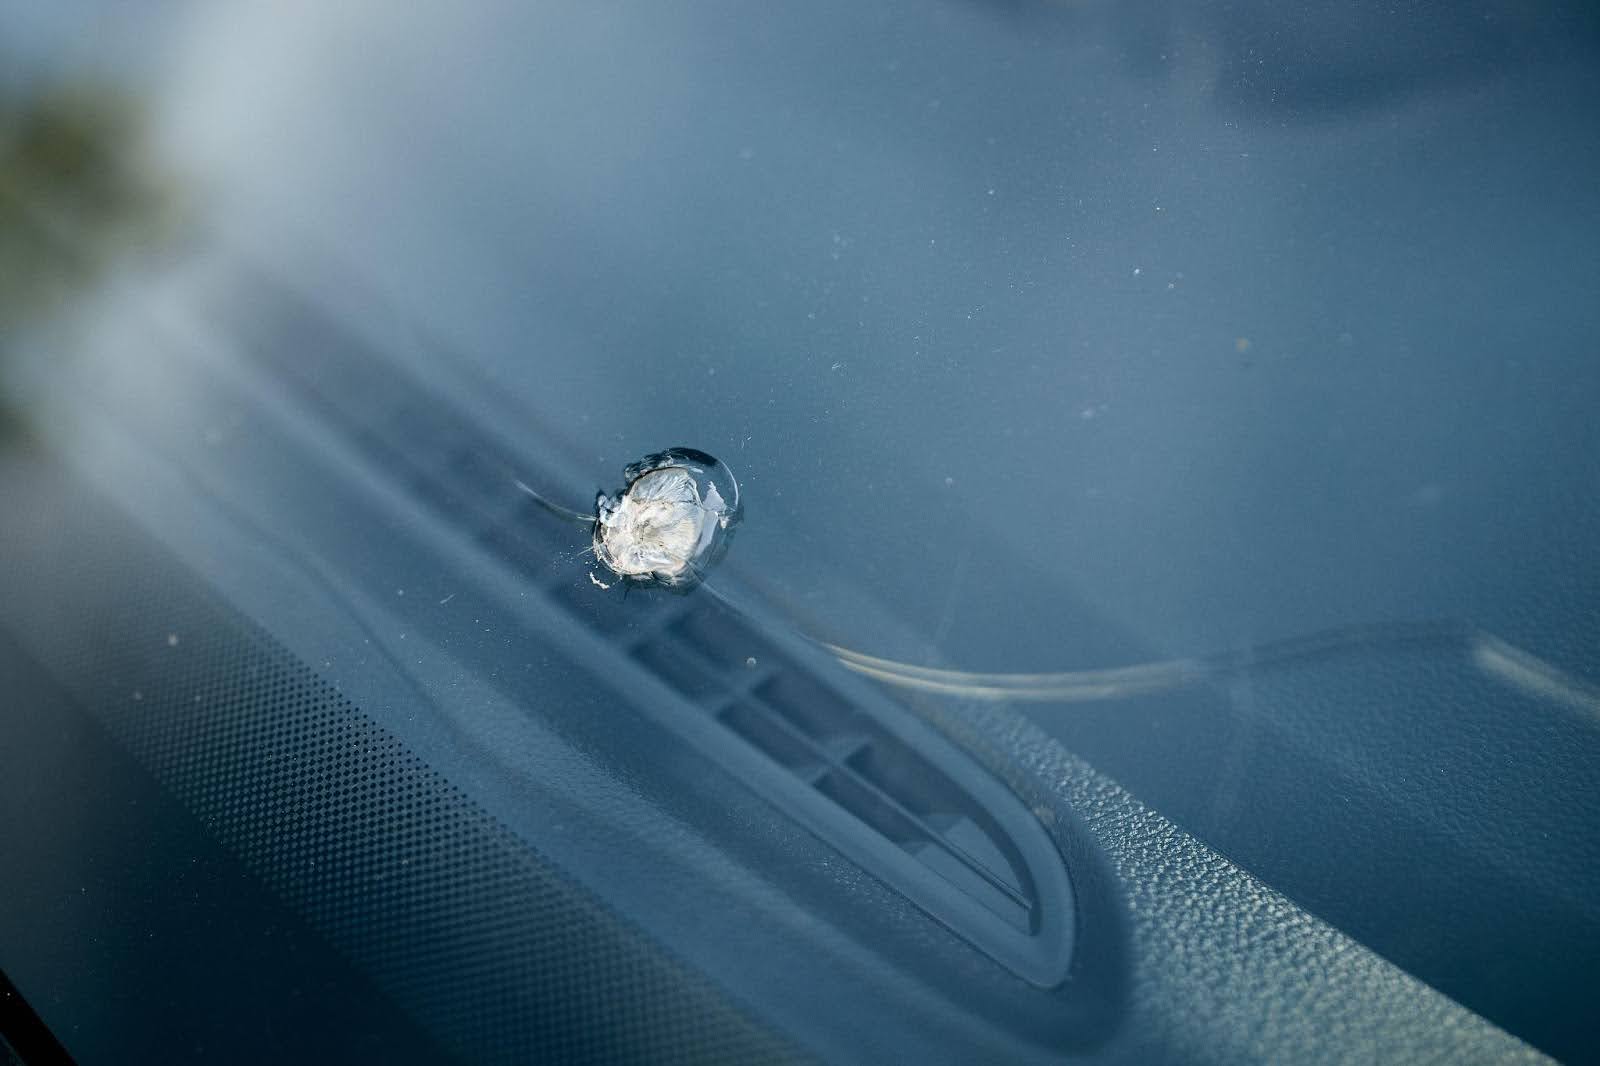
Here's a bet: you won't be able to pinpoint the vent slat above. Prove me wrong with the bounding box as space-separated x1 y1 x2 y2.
631 640 723 701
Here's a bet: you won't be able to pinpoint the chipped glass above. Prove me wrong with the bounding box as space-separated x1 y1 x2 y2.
518 447 740 591
594 447 742 590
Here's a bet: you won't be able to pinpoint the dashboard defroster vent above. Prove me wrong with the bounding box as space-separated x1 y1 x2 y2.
219 276 1077 986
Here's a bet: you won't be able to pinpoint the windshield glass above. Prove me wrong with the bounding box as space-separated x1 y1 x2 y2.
3 3 1598 1063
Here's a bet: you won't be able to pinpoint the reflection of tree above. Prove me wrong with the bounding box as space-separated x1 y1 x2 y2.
0 85 180 442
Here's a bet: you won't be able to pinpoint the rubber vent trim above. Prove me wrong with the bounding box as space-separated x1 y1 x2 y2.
219 274 1076 986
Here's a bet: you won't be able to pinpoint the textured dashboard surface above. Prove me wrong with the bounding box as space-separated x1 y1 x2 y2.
912 691 1553 1065
0 456 803 1066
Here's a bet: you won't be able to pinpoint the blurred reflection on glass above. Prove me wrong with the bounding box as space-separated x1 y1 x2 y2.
0 84 181 442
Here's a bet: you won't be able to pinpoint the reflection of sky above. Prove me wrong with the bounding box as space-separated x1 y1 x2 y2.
12 2 1600 676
